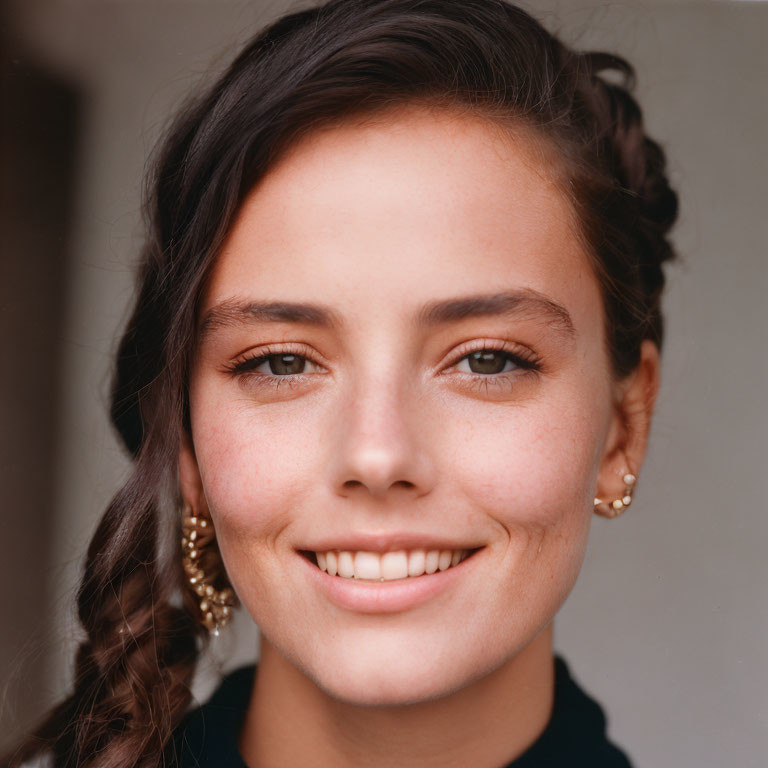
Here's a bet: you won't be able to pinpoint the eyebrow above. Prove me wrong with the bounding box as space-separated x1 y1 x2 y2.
198 289 576 342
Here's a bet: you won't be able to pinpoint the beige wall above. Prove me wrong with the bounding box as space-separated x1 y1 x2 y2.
2 1 766 765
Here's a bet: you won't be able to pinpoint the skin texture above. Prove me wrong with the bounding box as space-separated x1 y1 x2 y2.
179 104 660 767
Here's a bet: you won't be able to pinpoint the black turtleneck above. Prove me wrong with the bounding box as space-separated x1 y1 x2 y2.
168 655 634 767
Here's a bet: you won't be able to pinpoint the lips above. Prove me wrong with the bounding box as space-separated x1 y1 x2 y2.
296 530 485 555
296 529 485 581
297 544 485 613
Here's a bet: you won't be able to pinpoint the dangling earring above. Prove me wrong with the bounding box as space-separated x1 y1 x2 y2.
594 472 637 518
181 503 236 636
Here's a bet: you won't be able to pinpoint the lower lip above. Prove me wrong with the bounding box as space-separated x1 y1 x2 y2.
297 548 484 614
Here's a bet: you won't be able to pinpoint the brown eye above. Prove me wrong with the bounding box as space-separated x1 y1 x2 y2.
462 349 517 375
262 353 306 375
231 351 319 379
445 342 542 390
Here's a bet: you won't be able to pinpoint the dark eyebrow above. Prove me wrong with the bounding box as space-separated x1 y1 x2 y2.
417 289 575 338
199 289 575 343
199 298 344 341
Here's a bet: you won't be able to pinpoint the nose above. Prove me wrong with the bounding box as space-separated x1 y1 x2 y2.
329 375 437 503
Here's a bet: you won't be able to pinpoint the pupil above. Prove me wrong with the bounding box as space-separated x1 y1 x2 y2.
270 354 304 375
469 350 507 375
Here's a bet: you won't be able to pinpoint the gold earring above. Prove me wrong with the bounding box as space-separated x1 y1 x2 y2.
594 472 637 518
181 504 236 636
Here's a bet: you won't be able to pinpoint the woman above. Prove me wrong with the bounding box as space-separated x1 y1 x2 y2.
5 0 679 766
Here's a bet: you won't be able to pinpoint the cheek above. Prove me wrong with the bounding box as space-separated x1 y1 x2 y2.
445 378 608 590
188 394 319 612
191 399 306 529
451 384 604 504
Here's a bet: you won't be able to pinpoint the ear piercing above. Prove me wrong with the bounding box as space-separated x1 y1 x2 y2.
594 472 637 518
181 504 236 635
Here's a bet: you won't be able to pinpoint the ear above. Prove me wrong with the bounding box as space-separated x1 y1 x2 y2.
178 428 208 513
596 339 661 503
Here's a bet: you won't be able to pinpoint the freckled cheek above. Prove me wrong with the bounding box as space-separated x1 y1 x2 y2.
441 402 597 618
445 399 600 557
189 395 310 548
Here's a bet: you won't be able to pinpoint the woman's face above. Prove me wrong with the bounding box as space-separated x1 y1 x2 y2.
183 105 621 705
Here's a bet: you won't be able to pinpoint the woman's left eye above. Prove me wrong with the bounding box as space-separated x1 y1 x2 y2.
452 348 534 376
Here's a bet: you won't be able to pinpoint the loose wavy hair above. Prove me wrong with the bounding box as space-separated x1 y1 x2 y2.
4 1 678 765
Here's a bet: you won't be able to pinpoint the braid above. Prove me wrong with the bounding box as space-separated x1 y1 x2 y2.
581 53 677 232
5 473 200 767
559 50 680 377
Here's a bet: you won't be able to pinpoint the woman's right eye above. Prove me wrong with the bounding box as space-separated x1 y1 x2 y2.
235 352 321 377
225 343 326 394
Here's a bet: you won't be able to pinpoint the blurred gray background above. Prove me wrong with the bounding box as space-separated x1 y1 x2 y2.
1 0 766 765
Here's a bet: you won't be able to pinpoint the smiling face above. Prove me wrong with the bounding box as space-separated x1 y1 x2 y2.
181 104 625 705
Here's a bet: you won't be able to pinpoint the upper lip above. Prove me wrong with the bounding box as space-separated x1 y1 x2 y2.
298 531 485 554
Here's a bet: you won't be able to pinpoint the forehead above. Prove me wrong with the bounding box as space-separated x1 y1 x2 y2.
202 105 598 336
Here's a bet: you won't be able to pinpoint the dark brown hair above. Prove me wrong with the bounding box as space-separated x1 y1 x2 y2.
4 1 678 765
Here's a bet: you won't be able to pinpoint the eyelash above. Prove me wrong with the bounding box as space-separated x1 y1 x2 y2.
225 340 542 395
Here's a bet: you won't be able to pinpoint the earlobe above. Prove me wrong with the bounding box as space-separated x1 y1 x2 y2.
595 339 661 511
178 429 207 511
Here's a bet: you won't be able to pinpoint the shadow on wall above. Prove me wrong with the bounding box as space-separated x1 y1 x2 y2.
0 25 82 751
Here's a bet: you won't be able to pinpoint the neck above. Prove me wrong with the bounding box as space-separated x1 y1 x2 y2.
239 624 555 768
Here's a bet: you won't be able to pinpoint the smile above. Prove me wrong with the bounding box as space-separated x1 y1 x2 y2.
297 546 485 614
299 547 483 582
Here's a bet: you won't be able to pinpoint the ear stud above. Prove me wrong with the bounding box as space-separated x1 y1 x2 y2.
594 472 637 518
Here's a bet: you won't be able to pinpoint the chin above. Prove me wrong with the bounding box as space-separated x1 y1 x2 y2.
300 634 491 707
316 666 462 707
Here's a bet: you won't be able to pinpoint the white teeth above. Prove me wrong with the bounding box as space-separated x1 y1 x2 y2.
407 549 426 577
311 547 473 580
354 551 381 580
337 551 355 578
381 551 409 580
